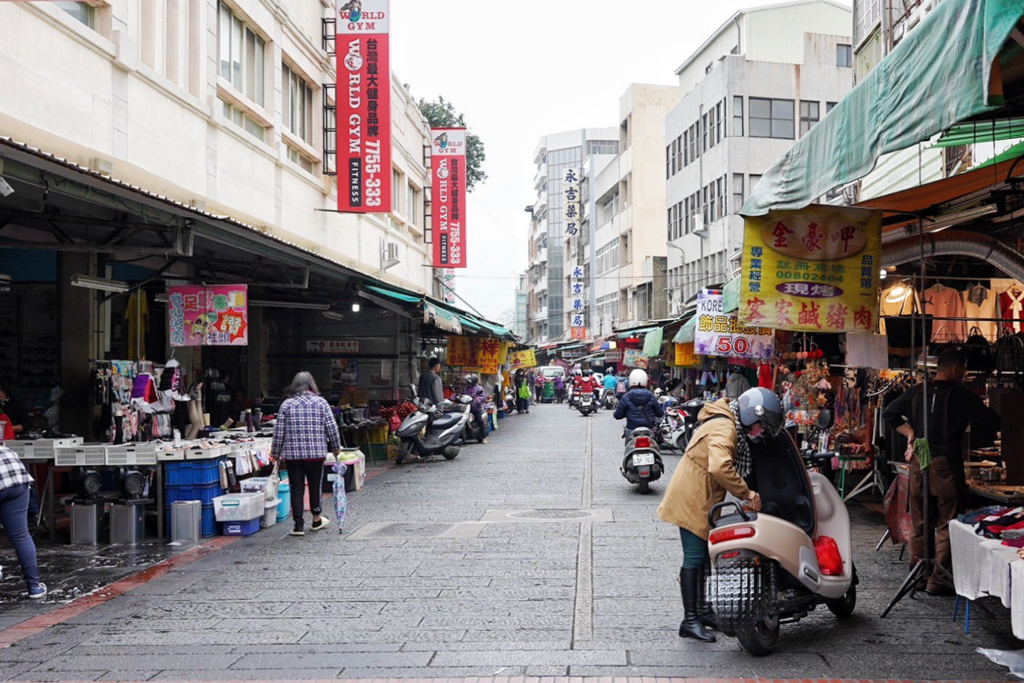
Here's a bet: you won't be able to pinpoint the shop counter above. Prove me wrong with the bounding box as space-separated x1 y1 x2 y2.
949 519 1024 638
969 484 1024 505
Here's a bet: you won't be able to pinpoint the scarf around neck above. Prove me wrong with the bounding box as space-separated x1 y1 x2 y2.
728 398 752 479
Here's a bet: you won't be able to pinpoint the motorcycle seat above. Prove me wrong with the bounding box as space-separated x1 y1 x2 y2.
432 413 463 429
748 434 816 537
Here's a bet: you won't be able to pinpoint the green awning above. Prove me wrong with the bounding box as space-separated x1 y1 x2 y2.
641 328 664 358
674 317 696 344
364 284 422 303
723 278 740 314
423 301 463 334
974 140 1024 170
742 0 1024 216
617 326 658 339
936 118 1024 147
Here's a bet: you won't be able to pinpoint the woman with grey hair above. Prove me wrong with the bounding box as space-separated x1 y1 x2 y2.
271 372 342 536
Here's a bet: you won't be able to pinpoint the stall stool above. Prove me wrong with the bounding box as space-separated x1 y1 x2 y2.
953 595 972 633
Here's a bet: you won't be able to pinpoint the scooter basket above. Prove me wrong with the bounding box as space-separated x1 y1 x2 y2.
710 554 779 637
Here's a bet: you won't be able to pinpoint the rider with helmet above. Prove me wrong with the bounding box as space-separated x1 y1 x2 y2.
575 368 598 396
657 387 779 644
613 369 664 433
463 374 489 444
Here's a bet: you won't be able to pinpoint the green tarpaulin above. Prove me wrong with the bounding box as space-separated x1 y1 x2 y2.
674 317 696 344
742 0 1024 216
723 278 740 313
936 117 1024 147
364 284 422 303
974 140 1024 170
641 328 664 358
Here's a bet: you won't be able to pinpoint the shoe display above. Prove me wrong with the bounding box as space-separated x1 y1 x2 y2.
309 516 330 531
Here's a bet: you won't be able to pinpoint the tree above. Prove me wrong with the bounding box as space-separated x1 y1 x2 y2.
497 308 517 329
418 96 487 191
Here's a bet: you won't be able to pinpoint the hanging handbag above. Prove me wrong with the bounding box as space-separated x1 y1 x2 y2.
995 333 1024 378
962 326 994 376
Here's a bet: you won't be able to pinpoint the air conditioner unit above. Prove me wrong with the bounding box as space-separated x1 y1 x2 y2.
386 242 400 260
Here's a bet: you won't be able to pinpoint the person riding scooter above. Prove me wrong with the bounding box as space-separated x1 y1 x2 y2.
602 370 617 403
575 369 598 401
656 387 775 644
464 374 489 444
613 369 665 435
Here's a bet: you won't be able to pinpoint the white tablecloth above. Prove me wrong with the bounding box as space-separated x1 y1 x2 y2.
949 519 1023 637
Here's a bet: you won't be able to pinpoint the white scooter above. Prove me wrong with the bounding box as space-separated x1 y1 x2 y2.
706 433 856 655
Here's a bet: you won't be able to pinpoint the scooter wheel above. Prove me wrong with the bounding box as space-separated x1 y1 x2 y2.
826 583 856 619
396 440 413 465
443 446 460 460
638 479 650 494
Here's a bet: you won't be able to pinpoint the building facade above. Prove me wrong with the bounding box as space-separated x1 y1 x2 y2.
665 0 853 308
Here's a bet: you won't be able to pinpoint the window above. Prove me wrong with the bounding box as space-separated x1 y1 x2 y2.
392 170 402 211
683 130 689 167
826 101 838 114
750 174 762 193
587 140 618 155
702 113 709 151
597 238 619 274
799 100 820 137
286 147 314 173
282 63 314 144
702 185 709 225
716 100 724 144
732 173 744 214
716 177 725 220
219 3 265 106
55 2 95 28
709 183 716 222
223 101 265 141
733 96 744 137
837 44 853 68
749 97 794 139
407 183 420 225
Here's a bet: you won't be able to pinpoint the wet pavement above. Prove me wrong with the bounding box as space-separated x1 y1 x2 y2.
0 401 1020 680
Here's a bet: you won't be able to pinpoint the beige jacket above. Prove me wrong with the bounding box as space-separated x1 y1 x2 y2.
657 399 750 540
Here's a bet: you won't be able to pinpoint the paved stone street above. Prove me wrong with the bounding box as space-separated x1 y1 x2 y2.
0 402 1020 681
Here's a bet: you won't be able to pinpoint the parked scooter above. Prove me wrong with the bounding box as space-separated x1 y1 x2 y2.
577 391 596 416
706 433 856 655
620 426 665 494
654 393 684 450
460 394 488 444
394 386 470 463
675 398 705 452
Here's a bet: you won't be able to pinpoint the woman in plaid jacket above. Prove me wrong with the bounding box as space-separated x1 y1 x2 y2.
0 446 45 598
271 372 341 536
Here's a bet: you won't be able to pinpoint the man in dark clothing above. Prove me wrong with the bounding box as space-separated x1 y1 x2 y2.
417 358 444 407
883 348 999 594
614 369 665 434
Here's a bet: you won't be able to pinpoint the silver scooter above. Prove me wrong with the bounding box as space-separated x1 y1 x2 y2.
394 385 470 463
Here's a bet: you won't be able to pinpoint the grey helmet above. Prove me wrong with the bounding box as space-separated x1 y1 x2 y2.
464 374 479 386
737 387 784 442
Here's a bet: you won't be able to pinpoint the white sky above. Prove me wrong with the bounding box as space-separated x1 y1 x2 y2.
390 0 852 322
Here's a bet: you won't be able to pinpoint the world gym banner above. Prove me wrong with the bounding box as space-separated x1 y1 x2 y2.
741 207 882 333
431 128 467 268
337 0 391 213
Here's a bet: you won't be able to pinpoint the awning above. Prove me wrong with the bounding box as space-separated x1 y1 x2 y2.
722 278 741 314
742 0 1024 216
364 284 421 304
937 118 1024 147
423 301 463 335
641 328 664 358
674 317 696 344
616 326 659 339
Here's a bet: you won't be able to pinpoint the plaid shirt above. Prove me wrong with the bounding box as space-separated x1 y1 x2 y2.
271 392 341 461
0 445 33 490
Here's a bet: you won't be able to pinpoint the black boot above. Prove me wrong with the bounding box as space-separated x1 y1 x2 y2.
697 561 717 630
679 567 716 642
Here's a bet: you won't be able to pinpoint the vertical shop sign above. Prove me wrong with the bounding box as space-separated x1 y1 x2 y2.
337 0 391 213
432 128 467 268
447 336 474 367
563 167 581 237
569 264 586 339
476 338 501 375
741 207 882 333
695 289 773 358
168 285 248 347
442 268 457 302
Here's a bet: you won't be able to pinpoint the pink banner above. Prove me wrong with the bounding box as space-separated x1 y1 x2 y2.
168 285 248 347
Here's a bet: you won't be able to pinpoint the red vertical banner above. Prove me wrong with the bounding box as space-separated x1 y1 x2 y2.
431 128 467 268
337 0 391 213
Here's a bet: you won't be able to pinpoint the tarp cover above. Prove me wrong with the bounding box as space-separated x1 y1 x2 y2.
674 317 696 344
641 328 664 358
742 0 1024 216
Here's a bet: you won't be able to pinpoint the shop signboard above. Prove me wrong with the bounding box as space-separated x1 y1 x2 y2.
510 349 537 370
431 128 467 267
447 336 474 367
605 349 624 362
623 349 648 369
674 343 696 367
477 338 501 375
446 336 502 374
569 264 586 339
563 168 580 237
337 0 391 213
562 349 586 360
741 207 882 333
695 289 774 358
570 327 587 340
306 340 360 354
168 285 248 347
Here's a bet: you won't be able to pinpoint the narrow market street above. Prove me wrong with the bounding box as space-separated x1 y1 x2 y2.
0 402 1019 681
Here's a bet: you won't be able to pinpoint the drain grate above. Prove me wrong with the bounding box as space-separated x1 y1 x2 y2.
509 509 595 520
369 523 454 537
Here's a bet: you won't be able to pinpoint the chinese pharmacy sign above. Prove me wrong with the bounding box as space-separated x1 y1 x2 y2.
432 128 467 268
337 0 391 213
569 265 585 338
741 207 882 333
168 285 248 347
695 289 773 359
563 168 580 237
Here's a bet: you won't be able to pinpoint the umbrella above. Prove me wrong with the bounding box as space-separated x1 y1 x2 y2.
332 461 348 534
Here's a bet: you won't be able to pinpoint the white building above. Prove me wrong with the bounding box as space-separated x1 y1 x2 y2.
665 0 854 307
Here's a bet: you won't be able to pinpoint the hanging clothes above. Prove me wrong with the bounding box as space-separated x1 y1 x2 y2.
922 284 967 343
1000 283 1024 334
124 291 149 361
963 284 1000 342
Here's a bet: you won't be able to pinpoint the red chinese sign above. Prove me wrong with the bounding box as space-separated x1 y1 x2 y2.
432 128 467 268
168 286 248 347
337 0 391 213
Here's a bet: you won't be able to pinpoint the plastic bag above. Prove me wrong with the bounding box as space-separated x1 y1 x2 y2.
265 461 280 501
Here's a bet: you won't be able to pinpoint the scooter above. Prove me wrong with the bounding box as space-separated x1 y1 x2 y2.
577 391 596 416
460 395 488 444
567 385 578 409
675 398 705 452
602 388 618 410
706 433 856 656
620 426 665 494
394 386 471 464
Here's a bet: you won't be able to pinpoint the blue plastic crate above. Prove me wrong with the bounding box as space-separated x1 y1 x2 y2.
221 518 260 536
164 503 217 538
164 460 222 486
165 482 223 507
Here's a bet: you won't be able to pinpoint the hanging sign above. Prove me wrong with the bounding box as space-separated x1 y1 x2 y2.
623 349 648 369
741 207 882 332
307 340 360 354
476 338 501 375
695 289 773 358
569 264 586 339
563 168 580 237
447 336 474 367
337 0 391 213
674 343 697 367
168 285 248 347
605 349 624 362
510 349 537 370
446 336 502 374
432 128 467 267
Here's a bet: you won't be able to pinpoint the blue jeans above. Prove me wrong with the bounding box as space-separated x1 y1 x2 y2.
0 484 41 590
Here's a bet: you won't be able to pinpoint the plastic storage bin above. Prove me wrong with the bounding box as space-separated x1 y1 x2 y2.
165 460 222 486
165 482 224 507
165 502 216 538
213 492 264 522
262 499 280 528
276 482 290 522
221 518 260 536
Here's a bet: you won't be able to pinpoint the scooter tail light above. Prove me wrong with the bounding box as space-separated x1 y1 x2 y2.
709 526 755 544
633 437 652 448
814 535 843 575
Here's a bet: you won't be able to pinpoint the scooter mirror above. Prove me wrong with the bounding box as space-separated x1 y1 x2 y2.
408 383 418 398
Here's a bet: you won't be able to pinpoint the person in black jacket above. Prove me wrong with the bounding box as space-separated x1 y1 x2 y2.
416 358 444 406
614 369 664 435
882 348 999 594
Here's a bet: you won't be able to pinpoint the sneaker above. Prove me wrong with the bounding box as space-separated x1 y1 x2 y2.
289 526 305 537
28 583 46 600
309 516 330 532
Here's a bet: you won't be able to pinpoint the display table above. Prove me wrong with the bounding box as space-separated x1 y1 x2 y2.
949 519 1024 637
